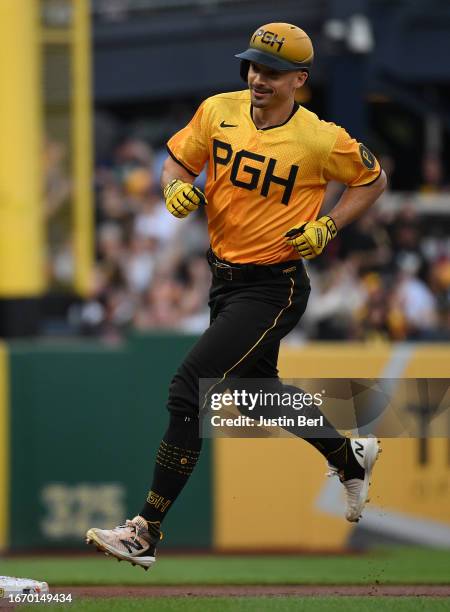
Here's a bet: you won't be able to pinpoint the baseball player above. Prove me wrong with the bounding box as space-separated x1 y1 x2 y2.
86 22 386 568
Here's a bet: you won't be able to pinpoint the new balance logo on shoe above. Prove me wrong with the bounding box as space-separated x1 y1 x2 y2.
354 441 364 458
120 537 144 554
220 121 238 128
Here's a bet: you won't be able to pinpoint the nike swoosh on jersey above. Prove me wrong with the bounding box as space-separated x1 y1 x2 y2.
220 121 238 128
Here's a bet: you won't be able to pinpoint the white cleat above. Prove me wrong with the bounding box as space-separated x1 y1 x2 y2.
327 437 381 523
86 516 160 570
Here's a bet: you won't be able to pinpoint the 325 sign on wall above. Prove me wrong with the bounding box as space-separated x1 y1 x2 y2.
40 483 125 539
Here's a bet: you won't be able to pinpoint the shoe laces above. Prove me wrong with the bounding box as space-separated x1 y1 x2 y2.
326 464 344 482
114 518 163 543
125 519 138 531
113 519 138 534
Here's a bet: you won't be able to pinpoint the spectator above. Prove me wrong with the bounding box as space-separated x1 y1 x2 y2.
390 255 438 340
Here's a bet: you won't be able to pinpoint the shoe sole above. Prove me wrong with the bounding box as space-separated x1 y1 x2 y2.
85 529 155 570
347 437 381 523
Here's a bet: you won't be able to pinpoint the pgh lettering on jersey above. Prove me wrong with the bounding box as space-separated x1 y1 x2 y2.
167 90 381 265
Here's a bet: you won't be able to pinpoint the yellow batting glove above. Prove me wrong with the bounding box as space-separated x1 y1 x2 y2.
163 179 207 219
285 215 338 259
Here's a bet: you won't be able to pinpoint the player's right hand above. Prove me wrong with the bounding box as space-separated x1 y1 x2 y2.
163 179 207 218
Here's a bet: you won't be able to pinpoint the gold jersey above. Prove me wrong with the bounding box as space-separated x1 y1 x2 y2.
167 89 381 264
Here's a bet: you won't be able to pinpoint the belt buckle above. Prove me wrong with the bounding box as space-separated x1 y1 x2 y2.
214 261 233 280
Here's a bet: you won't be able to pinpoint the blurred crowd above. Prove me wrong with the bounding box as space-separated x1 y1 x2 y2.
304 205 450 341
44 136 450 342
68 139 211 338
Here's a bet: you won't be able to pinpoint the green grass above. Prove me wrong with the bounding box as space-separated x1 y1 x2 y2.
3 548 450 586
21 597 450 612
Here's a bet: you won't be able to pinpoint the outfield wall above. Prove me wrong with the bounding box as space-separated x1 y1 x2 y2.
216 344 450 551
1 334 211 551
0 336 449 551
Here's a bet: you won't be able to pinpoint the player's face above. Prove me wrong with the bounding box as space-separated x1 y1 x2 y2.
248 62 307 109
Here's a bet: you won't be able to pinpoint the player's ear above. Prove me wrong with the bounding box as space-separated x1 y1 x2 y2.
295 71 308 88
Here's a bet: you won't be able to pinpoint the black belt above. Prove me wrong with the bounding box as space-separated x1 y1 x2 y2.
207 249 301 282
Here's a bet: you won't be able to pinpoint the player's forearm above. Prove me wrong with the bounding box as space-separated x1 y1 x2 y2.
161 155 196 190
328 170 387 231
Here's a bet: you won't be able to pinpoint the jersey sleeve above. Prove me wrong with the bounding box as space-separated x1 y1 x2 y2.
166 100 210 177
323 127 381 186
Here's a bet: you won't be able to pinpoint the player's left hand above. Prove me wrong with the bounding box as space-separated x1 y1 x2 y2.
285 215 338 259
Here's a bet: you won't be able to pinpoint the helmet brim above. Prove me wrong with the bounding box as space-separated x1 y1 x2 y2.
235 48 310 72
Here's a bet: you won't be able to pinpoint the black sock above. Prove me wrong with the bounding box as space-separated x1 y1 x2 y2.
255 382 351 467
140 413 202 531
305 437 364 478
275 392 348 465
303 437 346 464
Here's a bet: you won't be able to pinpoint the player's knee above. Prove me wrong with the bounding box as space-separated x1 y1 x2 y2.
167 370 199 417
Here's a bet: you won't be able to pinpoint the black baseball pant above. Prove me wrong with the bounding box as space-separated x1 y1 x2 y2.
166 252 341 444
140 253 344 526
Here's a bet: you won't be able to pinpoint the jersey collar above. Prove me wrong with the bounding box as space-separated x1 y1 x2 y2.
250 102 300 131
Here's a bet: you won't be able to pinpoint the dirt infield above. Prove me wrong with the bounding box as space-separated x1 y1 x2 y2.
57 585 450 598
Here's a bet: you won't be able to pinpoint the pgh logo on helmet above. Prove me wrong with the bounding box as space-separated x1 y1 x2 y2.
235 22 314 81
251 28 286 52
